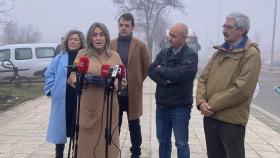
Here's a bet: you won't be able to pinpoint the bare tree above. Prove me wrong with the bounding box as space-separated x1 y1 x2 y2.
0 0 15 25
2 21 42 44
113 0 186 58
2 21 18 44
153 17 170 50
19 25 42 43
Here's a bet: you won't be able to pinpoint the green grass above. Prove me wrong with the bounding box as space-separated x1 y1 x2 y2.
0 82 44 111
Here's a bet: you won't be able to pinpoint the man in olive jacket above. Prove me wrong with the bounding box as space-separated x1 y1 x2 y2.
196 12 261 158
110 13 150 158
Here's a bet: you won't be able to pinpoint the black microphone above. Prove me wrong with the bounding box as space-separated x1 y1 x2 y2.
66 65 78 72
66 59 79 72
118 77 122 96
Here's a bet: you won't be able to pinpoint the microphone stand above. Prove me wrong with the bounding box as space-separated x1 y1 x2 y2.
104 77 115 158
68 71 84 158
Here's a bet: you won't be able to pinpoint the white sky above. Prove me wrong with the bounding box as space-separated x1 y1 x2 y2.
9 0 119 43
5 0 280 60
171 0 280 58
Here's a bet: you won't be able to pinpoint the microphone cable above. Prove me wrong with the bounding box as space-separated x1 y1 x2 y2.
92 78 122 158
106 80 122 157
110 115 122 157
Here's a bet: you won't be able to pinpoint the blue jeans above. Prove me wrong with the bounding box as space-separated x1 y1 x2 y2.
156 105 191 158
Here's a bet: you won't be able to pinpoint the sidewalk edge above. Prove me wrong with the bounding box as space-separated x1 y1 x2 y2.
251 104 280 124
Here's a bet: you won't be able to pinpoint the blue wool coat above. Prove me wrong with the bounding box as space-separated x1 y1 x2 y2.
44 52 68 144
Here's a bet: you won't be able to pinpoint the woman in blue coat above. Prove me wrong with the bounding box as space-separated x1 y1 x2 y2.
44 30 85 158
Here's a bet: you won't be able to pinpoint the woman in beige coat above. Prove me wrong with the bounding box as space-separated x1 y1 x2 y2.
68 22 126 158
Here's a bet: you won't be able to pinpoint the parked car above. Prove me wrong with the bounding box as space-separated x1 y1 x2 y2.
0 43 57 79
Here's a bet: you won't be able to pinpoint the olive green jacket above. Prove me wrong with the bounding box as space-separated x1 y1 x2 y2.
196 40 261 125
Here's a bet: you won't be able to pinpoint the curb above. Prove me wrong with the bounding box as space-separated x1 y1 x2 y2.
251 104 280 124
261 68 280 74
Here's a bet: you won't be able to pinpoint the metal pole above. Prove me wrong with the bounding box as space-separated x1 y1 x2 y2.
270 0 278 70
217 0 221 43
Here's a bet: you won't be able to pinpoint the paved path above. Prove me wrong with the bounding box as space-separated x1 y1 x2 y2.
0 79 280 157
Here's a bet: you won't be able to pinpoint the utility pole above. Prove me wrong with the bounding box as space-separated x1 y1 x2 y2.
217 0 221 44
270 0 278 70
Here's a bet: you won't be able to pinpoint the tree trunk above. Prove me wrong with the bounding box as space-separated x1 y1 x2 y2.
147 37 153 61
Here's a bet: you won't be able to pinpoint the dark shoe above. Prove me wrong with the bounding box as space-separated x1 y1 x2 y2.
130 147 141 158
129 119 142 158
131 154 140 158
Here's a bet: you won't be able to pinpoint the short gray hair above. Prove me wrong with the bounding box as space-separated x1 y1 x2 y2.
226 12 250 35
86 22 110 56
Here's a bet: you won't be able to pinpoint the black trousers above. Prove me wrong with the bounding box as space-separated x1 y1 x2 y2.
203 117 245 158
55 144 65 158
118 95 142 158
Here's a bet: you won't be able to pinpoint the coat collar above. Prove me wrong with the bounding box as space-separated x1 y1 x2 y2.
213 37 257 54
168 44 189 55
58 52 68 75
221 35 248 50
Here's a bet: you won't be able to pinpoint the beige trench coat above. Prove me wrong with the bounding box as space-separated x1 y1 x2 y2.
110 37 150 120
68 49 126 158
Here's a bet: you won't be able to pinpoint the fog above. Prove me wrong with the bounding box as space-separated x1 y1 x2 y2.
8 0 119 42
171 0 280 62
5 0 280 62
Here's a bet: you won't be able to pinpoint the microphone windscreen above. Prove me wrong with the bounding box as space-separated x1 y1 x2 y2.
78 56 89 73
101 64 110 77
118 64 126 79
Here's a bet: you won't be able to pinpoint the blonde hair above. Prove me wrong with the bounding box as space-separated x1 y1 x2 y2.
85 22 111 56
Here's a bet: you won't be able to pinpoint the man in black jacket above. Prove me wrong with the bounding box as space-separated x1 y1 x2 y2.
148 23 198 158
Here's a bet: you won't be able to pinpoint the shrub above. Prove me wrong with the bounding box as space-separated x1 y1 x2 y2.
0 88 14 103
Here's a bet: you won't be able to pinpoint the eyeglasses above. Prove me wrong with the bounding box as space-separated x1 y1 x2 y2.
222 24 236 30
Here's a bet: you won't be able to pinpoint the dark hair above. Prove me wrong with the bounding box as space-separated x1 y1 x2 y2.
118 13 135 27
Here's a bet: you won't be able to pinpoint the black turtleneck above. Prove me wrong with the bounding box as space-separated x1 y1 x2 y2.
67 50 78 77
117 34 132 67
